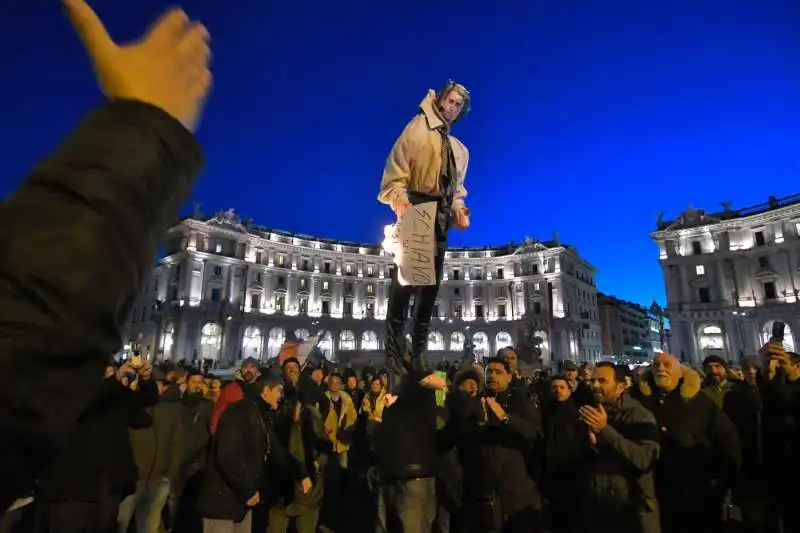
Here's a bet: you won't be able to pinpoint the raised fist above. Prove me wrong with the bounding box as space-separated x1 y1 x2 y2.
63 0 212 132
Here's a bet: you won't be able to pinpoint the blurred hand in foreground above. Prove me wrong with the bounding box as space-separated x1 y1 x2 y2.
63 0 212 132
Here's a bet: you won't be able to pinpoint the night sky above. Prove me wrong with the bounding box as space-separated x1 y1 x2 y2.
2 0 799 306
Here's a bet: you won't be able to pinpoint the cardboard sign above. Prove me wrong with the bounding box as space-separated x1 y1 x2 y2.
382 202 437 286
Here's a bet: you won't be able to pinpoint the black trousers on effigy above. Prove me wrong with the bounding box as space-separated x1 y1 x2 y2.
384 192 448 371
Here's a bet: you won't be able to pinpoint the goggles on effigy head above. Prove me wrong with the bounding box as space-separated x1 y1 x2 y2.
436 79 471 124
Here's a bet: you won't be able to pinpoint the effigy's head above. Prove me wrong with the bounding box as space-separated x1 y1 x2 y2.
436 80 471 124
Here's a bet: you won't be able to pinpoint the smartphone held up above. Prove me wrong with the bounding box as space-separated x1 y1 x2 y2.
771 321 786 345
130 349 143 369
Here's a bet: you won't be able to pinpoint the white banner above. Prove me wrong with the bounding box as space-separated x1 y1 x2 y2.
381 201 437 286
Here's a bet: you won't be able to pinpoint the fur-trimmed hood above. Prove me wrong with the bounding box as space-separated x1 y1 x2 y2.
637 366 702 400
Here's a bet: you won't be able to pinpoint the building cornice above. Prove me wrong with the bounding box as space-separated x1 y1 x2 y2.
651 197 800 240
169 213 597 270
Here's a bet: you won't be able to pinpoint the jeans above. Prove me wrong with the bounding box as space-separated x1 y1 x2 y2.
202 511 251 533
268 506 319 533
117 479 171 533
376 477 436 533
40 495 121 533
433 505 450 533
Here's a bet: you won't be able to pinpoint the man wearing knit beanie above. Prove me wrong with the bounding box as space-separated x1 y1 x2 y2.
701 355 732 409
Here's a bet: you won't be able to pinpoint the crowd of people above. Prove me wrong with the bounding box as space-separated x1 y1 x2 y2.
3 340 800 533
2 2 799 533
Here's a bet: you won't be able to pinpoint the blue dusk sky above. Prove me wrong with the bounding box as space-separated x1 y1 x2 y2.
2 0 799 307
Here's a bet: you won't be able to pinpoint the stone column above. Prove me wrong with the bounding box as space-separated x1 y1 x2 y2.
716 261 730 303
723 315 738 362
678 266 690 304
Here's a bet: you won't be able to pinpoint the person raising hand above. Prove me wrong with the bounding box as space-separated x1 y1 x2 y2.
63 0 212 131
0 1 212 515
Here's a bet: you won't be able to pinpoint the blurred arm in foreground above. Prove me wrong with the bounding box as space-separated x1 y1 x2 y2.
0 0 211 511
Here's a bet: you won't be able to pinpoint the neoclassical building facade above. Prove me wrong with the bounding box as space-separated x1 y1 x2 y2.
651 194 800 365
597 293 657 361
123 209 603 366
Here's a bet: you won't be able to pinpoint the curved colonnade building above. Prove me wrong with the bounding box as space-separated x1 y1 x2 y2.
123 209 603 367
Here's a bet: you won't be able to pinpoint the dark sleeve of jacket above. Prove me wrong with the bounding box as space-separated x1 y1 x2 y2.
131 378 160 409
439 391 482 452
510 377 530 401
303 405 332 456
215 405 258 503
596 401 659 473
0 100 203 507
184 400 213 470
168 403 185 482
127 379 161 429
501 396 541 442
707 398 742 484
95 376 158 429
266 422 310 483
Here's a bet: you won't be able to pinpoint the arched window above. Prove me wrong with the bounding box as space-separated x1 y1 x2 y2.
450 331 465 351
339 330 356 351
428 331 445 351
267 327 286 359
161 321 175 360
361 330 379 350
496 331 513 350
472 331 489 360
761 320 796 352
319 331 335 360
698 325 725 350
242 326 262 360
200 322 222 361
294 328 310 341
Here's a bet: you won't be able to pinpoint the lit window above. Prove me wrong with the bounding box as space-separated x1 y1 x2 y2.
323 281 329 291
696 265 705 276
215 243 222 253
367 285 374 295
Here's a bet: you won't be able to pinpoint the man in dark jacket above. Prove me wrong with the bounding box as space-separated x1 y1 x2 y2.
198 374 313 533
632 352 741 533
35 362 158 533
171 371 214 533
0 0 210 513
118 375 184 533
579 362 660 533
209 358 262 435
756 343 800 533
374 364 447 533
445 356 542 533
435 366 482 533
541 375 590 533
715 356 764 533
267 397 329 533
